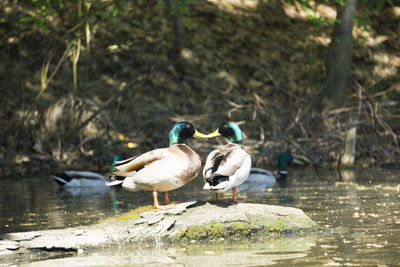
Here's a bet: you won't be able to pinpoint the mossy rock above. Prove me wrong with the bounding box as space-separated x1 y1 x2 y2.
0 200 319 261
181 221 226 240
228 221 254 236
102 205 155 222
178 219 289 241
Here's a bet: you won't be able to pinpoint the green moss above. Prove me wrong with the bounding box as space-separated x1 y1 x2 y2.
180 221 226 240
184 225 207 240
102 205 155 222
115 214 140 221
264 219 285 234
130 205 156 214
206 221 226 238
229 221 253 236
178 219 286 241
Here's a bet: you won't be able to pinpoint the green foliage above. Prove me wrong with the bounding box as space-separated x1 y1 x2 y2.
108 44 119 51
356 0 393 32
17 0 127 32
172 0 190 15
19 0 64 32
158 0 190 15
286 0 342 29
111 0 126 16
354 35 367 47
308 15 336 29
288 0 393 31
362 0 393 10
354 10 371 32
99 0 126 17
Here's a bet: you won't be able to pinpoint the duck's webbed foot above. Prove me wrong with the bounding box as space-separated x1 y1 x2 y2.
160 192 181 208
230 187 245 203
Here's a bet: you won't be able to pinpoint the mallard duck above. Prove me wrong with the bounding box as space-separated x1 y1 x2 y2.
52 155 125 187
237 152 302 192
202 121 251 202
108 121 208 209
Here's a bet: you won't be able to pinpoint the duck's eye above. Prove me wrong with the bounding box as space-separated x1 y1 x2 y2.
186 124 192 128
222 124 228 129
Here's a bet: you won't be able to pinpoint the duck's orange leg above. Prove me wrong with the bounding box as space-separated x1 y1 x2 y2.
231 187 245 203
153 190 160 209
164 192 170 205
215 192 219 201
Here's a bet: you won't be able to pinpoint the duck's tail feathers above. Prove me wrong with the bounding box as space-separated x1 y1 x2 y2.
52 172 71 186
203 175 230 191
106 180 124 187
203 183 211 190
203 181 229 191
106 174 126 187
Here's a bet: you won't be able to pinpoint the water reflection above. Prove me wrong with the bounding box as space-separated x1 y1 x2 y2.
1 168 399 266
56 186 111 198
0 177 150 233
26 235 319 266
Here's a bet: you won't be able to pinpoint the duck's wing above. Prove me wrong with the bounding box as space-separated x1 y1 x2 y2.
111 147 168 177
202 149 220 180
204 147 248 180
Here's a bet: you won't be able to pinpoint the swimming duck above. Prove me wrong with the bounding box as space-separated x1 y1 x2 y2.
202 121 251 202
238 152 302 192
108 121 208 209
52 155 125 187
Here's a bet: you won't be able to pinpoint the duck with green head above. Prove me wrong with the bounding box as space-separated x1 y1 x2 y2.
108 121 208 209
202 121 251 202
242 152 302 190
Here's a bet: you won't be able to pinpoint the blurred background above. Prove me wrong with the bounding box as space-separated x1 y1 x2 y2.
0 0 399 176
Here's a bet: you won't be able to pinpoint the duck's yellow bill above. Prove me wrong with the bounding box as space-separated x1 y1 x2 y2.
204 129 221 138
193 129 209 139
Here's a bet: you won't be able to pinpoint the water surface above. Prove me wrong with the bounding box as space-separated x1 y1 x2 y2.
1 168 399 266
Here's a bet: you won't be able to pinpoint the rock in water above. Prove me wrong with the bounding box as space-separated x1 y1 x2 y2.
0 200 319 263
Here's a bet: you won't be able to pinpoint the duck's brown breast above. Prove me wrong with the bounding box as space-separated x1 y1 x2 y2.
174 144 201 183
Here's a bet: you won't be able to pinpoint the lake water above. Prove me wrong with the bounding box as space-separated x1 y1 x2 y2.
1 168 399 266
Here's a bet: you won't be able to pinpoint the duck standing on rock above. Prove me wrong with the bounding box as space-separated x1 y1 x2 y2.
107 121 208 209
202 121 251 202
